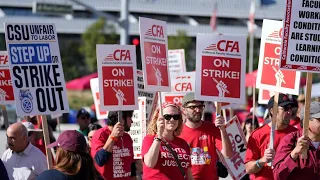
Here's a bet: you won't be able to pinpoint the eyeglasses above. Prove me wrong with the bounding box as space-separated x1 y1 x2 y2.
163 114 182 120
185 105 205 110
280 106 292 111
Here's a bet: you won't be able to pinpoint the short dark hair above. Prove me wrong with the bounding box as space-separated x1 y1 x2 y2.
107 111 134 126
88 124 102 132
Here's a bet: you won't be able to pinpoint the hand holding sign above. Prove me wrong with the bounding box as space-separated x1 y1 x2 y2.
272 66 286 87
213 78 230 97
156 115 165 137
113 87 127 106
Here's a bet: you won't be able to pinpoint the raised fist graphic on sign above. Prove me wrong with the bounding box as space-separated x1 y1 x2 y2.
272 66 286 87
0 88 8 101
213 78 230 97
153 65 163 86
113 87 127 106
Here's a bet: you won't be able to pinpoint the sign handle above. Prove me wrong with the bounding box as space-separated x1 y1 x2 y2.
57 117 61 134
229 108 234 119
42 115 53 169
252 86 256 130
215 102 221 116
158 92 163 116
1 105 9 130
302 72 313 159
268 92 279 167
222 109 227 122
118 111 124 149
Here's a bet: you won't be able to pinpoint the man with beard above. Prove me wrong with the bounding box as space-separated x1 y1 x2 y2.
179 92 233 180
1 123 47 180
245 94 298 180
90 111 137 180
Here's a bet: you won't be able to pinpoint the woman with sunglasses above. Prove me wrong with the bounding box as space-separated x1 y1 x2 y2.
142 102 193 180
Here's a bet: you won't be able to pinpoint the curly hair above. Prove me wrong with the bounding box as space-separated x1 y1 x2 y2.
147 105 184 136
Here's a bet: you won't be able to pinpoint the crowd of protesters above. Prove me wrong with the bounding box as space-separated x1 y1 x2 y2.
0 92 319 180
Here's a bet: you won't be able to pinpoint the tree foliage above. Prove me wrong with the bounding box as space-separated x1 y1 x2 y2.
168 30 194 71
80 18 118 72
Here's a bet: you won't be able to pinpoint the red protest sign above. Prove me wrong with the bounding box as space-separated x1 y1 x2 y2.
196 34 246 104
144 42 169 87
0 51 14 105
161 92 185 106
256 19 300 95
97 45 138 111
201 56 241 98
139 17 170 92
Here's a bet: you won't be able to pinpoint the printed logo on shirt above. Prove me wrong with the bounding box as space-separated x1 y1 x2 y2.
190 146 211 165
199 135 208 140
113 145 131 178
160 146 190 168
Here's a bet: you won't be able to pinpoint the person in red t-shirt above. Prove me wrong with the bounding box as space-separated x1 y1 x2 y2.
245 94 298 180
273 101 320 180
142 102 193 180
179 92 233 180
90 111 136 180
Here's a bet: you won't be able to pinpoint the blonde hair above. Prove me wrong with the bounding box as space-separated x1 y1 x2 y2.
147 105 184 136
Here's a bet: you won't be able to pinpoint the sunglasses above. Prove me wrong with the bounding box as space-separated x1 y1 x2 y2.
280 106 292 111
185 105 205 110
163 114 182 120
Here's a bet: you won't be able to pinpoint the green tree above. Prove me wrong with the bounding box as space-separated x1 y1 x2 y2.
80 18 118 72
168 30 194 71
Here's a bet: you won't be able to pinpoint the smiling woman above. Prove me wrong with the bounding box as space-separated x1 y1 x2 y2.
141 102 194 180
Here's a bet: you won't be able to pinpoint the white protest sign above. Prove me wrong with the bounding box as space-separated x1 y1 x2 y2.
5 23 69 116
258 89 275 105
195 34 247 104
161 92 186 106
51 113 62 119
139 17 171 92
168 49 186 72
170 72 195 93
256 19 300 95
216 116 247 180
0 51 14 105
90 78 108 120
128 97 147 159
280 1 320 72
137 70 158 121
97 45 138 111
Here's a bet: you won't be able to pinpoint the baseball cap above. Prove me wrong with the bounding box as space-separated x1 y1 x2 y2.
267 94 295 108
77 108 90 119
299 101 320 121
182 92 203 106
47 130 87 153
21 122 42 132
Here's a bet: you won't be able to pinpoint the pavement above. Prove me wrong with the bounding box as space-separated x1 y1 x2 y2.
0 123 232 180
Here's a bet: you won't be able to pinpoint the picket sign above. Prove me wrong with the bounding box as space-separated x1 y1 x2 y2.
216 116 247 180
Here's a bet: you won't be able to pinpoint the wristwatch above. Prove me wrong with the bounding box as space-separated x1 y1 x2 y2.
154 136 162 142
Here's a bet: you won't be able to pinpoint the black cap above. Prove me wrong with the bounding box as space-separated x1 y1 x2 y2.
76 108 90 119
267 94 296 108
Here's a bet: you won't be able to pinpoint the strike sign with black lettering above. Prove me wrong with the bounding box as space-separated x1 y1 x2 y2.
280 0 320 72
195 34 246 104
168 49 186 72
139 17 170 92
256 19 300 95
97 45 138 111
4 23 69 116
0 51 14 105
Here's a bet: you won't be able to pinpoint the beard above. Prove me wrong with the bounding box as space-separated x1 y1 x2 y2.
186 113 202 123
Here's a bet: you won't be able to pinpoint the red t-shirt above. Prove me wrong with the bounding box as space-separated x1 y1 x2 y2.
289 117 301 130
179 121 222 180
245 124 297 180
90 127 134 180
141 135 191 180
